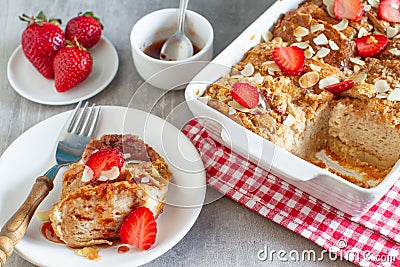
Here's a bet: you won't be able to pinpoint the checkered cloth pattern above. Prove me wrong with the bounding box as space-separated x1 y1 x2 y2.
182 119 400 267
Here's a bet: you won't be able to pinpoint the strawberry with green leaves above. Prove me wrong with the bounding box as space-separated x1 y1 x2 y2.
53 38 93 92
66 12 103 49
20 11 65 79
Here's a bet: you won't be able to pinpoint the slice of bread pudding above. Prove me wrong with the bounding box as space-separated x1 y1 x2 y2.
49 134 171 248
202 0 400 188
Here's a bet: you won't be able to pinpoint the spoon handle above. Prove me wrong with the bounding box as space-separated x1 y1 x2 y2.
177 0 189 33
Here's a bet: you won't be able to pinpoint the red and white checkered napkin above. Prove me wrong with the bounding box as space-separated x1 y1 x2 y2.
182 119 400 267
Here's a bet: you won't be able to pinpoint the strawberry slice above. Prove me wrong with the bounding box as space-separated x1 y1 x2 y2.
333 0 364 22
119 207 157 250
355 34 389 57
378 0 400 23
324 80 354 93
231 82 259 109
272 46 305 76
85 149 124 179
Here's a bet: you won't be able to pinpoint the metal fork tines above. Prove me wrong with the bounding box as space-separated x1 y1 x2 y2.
45 101 101 178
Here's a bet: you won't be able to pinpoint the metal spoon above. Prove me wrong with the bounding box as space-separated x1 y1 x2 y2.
160 0 193 61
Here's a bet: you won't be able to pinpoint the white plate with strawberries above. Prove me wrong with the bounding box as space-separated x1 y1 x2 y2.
0 106 206 266
7 12 118 105
7 37 118 105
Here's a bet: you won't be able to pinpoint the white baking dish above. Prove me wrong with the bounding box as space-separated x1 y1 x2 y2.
184 0 400 217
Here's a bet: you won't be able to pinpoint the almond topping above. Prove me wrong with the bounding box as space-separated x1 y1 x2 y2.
294 26 309 38
261 30 273 42
350 57 365 66
349 73 367 83
389 48 400 56
364 4 372 12
376 93 388 99
291 42 309 49
228 107 236 115
328 40 339 50
326 3 335 18
309 63 322 72
319 76 340 89
333 19 349 31
367 0 379 8
241 63 255 76
316 47 330 58
388 88 400 101
310 24 325 33
386 26 399 38
323 0 334 5
36 210 50 221
230 74 244 79
313 33 329 45
358 27 368 38
252 73 264 84
299 71 320 88
282 114 296 127
353 65 361 73
374 80 390 93
228 100 252 113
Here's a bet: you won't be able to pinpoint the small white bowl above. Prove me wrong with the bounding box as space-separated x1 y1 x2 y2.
130 8 214 90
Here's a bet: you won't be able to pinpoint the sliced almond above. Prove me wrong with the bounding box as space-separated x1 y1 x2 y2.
376 93 389 99
259 94 267 110
252 73 264 84
262 60 275 66
389 48 400 56
198 96 211 104
358 27 368 38
310 24 325 33
328 40 339 50
294 26 309 38
313 33 329 45
394 34 400 39
299 71 320 88
387 26 399 38
282 114 296 126
387 88 400 101
323 0 334 5
319 76 340 89
304 46 315 59
353 65 361 73
309 63 322 72
349 73 367 83
374 79 390 93
228 107 236 115
261 30 273 42
316 47 330 58
228 100 252 113
241 63 255 76
36 210 50 221
350 57 365 66
333 19 349 31
364 4 372 12
326 3 335 18
230 74 244 79
268 62 281 72
291 42 309 49
367 0 379 8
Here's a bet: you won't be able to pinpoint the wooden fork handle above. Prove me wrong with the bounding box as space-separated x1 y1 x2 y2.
0 176 53 267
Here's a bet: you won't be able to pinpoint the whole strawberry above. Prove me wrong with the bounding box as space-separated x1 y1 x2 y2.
20 11 65 79
53 38 93 92
65 12 102 49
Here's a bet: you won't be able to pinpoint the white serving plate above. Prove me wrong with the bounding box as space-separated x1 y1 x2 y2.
185 0 400 217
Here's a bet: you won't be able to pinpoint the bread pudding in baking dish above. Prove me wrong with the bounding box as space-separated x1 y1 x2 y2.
49 134 171 248
202 0 400 188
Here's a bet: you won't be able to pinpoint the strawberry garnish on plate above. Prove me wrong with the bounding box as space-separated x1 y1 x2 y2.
66 11 103 49
355 34 389 57
19 11 65 79
85 149 124 179
231 82 259 109
333 0 364 22
119 207 157 250
378 0 400 23
324 80 354 93
272 46 305 76
53 38 93 92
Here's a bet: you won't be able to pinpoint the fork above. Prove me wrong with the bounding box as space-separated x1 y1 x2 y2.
0 101 101 267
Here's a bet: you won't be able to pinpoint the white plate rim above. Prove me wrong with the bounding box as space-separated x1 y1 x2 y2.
7 37 119 106
0 106 206 267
